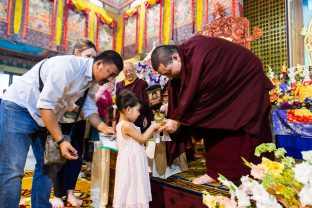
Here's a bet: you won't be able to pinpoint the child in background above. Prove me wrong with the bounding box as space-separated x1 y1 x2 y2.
113 90 160 208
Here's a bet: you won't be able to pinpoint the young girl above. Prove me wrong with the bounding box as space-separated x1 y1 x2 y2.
113 90 160 208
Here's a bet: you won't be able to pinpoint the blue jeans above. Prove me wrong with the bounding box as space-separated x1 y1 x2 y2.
0 101 52 208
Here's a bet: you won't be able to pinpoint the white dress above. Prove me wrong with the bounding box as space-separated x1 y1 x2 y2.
113 121 152 208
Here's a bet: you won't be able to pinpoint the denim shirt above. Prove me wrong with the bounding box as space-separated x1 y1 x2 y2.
3 55 98 127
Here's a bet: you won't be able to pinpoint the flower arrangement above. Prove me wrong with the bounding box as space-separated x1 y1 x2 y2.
203 143 312 208
266 65 312 110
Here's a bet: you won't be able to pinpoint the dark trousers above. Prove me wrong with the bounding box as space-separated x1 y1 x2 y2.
45 120 85 197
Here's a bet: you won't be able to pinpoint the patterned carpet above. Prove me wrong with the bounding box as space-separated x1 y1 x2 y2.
20 158 229 207
19 170 92 208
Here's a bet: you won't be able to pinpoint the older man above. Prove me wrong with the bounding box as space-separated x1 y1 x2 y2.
151 35 273 184
115 62 152 131
0 50 123 208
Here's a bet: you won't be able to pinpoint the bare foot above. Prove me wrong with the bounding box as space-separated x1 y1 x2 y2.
192 174 217 184
67 193 83 207
50 197 64 208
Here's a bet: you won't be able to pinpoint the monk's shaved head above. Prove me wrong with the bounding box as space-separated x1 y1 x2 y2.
151 45 179 71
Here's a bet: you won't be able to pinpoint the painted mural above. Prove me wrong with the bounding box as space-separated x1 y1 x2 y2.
0 0 8 21
27 0 52 33
124 15 136 46
146 4 160 39
98 23 113 51
174 0 192 28
67 9 86 42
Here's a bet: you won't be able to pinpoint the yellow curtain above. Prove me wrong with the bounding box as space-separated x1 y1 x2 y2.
89 11 95 41
13 0 23 35
56 0 64 45
138 4 145 54
196 0 203 31
71 0 113 24
114 15 123 53
163 0 171 44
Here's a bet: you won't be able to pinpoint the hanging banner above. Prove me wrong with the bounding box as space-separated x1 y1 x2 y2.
144 1 160 49
196 0 203 32
27 0 52 34
232 0 236 17
13 0 23 35
56 0 64 45
50 0 57 46
122 5 139 55
89 11 95 41
70 0 115 42
22 0 29 38
0 0 9 21
7 0 13 35
163 0 170 44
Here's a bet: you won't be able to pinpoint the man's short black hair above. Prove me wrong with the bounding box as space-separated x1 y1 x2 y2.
93 50 123 71
151 45 178 71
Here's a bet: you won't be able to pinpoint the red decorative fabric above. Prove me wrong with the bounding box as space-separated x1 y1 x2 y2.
232 0 236 17
112 27 116 50
191 0 195 33
84 8 91 38
171 0 174 40
122 18 126 55
7 0 13 35
95 14 100 49
159 0 163 43
22 0 29 38
135 12 139 52
50 0 57 46
63 0 69 49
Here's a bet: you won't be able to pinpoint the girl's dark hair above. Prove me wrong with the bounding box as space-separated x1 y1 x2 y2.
116 90 140 112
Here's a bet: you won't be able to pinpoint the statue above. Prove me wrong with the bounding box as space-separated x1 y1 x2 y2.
196 2 262 49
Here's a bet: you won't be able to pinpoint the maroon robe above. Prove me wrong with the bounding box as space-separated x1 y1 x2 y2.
167 36 273 181
116 78 153 131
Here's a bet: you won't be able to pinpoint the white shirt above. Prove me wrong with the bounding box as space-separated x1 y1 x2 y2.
3 55 99 127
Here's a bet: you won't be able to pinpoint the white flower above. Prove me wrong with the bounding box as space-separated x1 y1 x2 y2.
245 180 282 208
235 189 251 207
293 162 312 185
299 184 312 206
302 151 312 164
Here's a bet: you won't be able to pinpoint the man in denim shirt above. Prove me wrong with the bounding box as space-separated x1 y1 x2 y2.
0 50 123 208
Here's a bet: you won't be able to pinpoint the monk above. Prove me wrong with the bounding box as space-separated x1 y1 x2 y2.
116 62 153 131
151 35 273 184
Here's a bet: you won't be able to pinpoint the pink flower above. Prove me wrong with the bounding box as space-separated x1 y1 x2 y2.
217 196 237 208
251 164 265 180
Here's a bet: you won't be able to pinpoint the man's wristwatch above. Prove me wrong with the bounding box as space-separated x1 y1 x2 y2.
55 136 70 147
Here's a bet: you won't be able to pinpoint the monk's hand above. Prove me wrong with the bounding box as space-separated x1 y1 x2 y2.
98 122 116 135
143 117 148 128
160 103 168 116
60 141 78 160
159 119 181 133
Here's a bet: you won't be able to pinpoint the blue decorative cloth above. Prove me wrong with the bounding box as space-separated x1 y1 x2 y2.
272 110 312 138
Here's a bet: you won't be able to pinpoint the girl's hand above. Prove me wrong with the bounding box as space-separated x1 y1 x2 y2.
152 122 162 131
